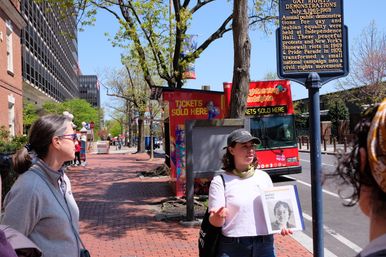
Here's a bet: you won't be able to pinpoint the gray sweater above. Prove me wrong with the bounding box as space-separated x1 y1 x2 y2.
1 160 80 257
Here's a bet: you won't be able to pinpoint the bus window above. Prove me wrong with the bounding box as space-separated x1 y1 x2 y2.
250 115 296 149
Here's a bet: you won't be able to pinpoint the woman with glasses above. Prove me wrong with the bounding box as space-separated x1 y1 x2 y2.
208 129 291 257
1 115 81 257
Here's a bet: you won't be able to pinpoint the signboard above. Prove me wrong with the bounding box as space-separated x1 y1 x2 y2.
185 119 244 220
163 89 225 196
277 0 348 85
223 80 294 116
246 105 288 116
185 119 244 178
181 34 198 80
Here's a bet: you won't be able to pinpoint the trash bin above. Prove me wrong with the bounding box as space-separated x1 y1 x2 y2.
145 136 151 150
145 137 158 150
96 141 110 154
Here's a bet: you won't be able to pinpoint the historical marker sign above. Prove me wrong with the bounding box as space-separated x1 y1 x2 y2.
277 0 349 85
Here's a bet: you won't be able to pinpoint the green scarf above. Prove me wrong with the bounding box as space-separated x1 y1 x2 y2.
232 165 255 179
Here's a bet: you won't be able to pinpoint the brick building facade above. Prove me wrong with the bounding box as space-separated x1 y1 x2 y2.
0 0 26 136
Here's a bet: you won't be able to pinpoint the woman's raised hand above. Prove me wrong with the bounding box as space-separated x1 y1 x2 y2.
209 207 228 227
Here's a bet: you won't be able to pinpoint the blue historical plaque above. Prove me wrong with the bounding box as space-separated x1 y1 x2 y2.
277 0 349 85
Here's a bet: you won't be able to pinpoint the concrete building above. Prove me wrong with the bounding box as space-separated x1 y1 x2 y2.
0 0 26 136
79 75 100 108
21 1 79 107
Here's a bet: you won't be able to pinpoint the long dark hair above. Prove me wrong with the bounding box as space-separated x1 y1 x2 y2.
12 115 70 174
325 104 386 213
222 141 258 172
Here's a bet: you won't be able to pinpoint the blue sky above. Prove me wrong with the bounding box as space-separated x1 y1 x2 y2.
78 1 386 108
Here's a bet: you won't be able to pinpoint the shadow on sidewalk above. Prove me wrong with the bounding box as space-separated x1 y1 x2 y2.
68 153 194 240
66 152 313 256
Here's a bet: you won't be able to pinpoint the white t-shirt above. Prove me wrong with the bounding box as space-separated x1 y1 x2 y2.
208 170 273 237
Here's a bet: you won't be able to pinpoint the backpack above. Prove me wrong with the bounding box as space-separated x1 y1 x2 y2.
198 174 225 257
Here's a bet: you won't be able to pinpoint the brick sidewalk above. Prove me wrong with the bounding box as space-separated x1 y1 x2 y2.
67 151 312 257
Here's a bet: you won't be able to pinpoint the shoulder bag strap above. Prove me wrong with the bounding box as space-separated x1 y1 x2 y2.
220 174 225 189
30 168 87 250
220 174 226 208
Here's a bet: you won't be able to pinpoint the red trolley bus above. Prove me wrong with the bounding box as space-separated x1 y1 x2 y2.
223 80 301 175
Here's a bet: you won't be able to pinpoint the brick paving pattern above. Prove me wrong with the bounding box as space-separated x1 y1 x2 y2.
67 150 312 257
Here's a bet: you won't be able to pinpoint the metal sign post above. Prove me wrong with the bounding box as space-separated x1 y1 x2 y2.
276 1 349 256
306 72 323 256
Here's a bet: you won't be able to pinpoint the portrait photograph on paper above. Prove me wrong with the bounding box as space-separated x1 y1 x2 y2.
260 185 305 234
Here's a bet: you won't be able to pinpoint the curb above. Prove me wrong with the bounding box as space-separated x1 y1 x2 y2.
298 149 338 155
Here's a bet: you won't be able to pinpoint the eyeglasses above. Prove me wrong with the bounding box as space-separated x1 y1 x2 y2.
59 133 77 141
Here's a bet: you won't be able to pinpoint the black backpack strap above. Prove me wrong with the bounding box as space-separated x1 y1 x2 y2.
220 174 225 189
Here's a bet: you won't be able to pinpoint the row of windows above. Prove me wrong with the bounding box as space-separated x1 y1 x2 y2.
21 0 78 101
23 32 78 97
80 90 98 95
22 1 77 54
79 83 98 88
23 24 77 89
23 51 67 101
23 26 77 91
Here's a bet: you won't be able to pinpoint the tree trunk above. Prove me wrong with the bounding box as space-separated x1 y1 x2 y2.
137 112 146 153
124 100 130 147
149 102 154 159
230 0 250 118
128 107 133 147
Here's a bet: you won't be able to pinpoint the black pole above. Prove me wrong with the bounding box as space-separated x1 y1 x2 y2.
185 121 195 221
306 72 324 257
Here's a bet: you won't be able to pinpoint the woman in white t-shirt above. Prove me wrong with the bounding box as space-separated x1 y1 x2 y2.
208 129 291 257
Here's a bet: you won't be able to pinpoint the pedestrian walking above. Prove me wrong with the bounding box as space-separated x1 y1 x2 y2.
1 115 82 257
74 137 81 166
208 129 292 257
325 98 386 257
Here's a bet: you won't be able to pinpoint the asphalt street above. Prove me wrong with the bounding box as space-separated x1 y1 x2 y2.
272 152 369 257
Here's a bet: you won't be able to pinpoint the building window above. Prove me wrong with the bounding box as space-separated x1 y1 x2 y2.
8 94 15 137
6 21 14 74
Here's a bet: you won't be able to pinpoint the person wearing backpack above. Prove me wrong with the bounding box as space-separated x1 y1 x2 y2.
208 129 292 257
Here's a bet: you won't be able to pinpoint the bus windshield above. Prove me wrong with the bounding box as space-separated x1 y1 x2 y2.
250 115 296 149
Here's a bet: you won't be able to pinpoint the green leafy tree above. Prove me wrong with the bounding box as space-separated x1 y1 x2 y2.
105 119 123 137
0 126 28 200
42 99 100 130
42 0 277 89
293 101 308 136
62 99 100 130
326 98 349 138
23 102 39 131
42 101 64 115
104 64 150 153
